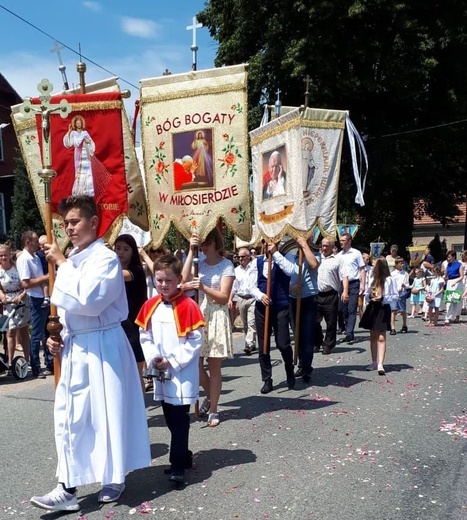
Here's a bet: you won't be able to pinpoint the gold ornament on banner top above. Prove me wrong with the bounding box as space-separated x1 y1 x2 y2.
407 245 427 267
140 64 251 244
250 107 348 242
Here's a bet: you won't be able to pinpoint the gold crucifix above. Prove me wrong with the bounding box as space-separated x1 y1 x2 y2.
18 78 71 386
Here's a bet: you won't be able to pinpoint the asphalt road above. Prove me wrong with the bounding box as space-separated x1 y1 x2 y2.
1 312 466 520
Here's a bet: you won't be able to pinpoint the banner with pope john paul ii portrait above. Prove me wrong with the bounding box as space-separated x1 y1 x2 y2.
250 107 347 242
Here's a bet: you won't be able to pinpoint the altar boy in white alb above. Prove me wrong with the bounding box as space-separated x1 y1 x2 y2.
30 195 151 512
136 254 205 485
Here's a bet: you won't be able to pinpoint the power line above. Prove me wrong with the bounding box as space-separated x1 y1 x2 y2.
0 4 139 91
371 118 467 139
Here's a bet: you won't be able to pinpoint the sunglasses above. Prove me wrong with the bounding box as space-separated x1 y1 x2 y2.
238 255 249 259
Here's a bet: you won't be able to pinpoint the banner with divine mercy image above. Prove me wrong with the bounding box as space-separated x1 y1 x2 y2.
11 78 148 248
250 107 348 242
140 64 251 244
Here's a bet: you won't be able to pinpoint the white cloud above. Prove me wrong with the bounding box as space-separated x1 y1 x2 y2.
82 1 101 11
121 17 160 39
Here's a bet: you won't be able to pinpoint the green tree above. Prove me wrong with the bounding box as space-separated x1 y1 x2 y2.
8 151 44 246
198 0 467 248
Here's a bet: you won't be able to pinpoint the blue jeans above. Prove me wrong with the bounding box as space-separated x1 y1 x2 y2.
29 296 52 374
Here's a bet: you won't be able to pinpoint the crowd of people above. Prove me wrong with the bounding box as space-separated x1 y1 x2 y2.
1 202 466 512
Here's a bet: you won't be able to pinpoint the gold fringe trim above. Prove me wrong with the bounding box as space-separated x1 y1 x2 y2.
141 84 246 104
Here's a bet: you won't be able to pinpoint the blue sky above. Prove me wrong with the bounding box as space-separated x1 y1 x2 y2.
0 1 217 106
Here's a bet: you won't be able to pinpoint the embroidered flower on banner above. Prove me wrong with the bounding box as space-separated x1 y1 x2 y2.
149 142 169 184
231 205 247 224
152 213 165 230
219 134 242 177
25 133 37 146
145 115 156 127
188 216 199 231
230 103 243 114
129 200 145 218
52 220 66 241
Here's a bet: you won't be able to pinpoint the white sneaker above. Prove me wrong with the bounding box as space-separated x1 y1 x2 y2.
98 483 125 503
378 364 386 376
30 483 80 511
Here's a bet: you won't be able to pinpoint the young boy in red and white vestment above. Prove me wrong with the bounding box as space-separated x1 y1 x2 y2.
136 254 205 484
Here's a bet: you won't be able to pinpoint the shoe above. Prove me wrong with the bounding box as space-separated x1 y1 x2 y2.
207 412 220 427
169 469 185 483
389 329 396 336
322 348 332 356
338 329 345 335
260 379 273 394
377 364 386 376
98 483 125 503
244 345 257 355
41 297 50 308
198 397 211 416
344 333 354 344
42 368 53 376
302 373 312 384
400 326 408 333
30 483 80 512
32 370 46 379
286 373 296 390
366 361 377 371
164 450 193 474
444 319 450 325
313 345 321 353
454 316 460 323
144 378 154 392
294 367 303 377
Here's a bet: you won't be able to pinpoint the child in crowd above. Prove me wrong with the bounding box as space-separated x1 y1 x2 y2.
136 254 205 485
425 266 445 326
408 268 425 317
390 256 409 335
359 257 399 375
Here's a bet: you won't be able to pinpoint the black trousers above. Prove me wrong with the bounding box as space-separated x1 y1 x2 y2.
255 302 293 381
161 401 191 471
315 290 338 350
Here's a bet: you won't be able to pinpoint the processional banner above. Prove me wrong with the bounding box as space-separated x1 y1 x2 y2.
11 79 148 247
407 245 426 267
250 107 347 242
139 64 251 244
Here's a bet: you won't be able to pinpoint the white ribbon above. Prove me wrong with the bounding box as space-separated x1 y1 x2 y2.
345 115 368 206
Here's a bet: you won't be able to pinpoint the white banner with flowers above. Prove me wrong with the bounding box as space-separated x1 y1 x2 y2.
140 64 251 244
250 107 347 242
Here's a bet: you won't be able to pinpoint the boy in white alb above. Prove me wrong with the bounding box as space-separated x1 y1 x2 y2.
136 254 205 484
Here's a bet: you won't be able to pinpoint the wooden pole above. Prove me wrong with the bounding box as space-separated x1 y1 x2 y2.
263 248 272 355
41 174 63 387
293 248 304 365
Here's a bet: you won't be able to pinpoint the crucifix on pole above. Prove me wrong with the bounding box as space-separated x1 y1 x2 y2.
186 16 203 71
19 78 71 386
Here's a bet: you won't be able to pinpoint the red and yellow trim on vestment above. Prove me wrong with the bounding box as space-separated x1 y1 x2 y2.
135 290 205 337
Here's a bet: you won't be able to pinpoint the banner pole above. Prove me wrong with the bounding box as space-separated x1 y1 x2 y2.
293 248 303 365
263 248 272 355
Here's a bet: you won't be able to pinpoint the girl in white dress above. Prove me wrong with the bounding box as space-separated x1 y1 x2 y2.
182 227 234 427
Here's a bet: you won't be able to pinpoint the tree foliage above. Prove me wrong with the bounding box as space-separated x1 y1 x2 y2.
8 152 44 246
198 0 467 248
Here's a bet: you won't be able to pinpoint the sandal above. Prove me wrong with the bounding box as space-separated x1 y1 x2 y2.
207 413 220 427
199 398 211 417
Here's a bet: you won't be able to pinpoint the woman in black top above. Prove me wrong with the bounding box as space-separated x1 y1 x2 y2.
114 234 147 392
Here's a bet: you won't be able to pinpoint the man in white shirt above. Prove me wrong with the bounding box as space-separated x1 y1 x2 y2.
229 247 258 355
315 238 348 354
16 230 52 378
337 233 365 343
